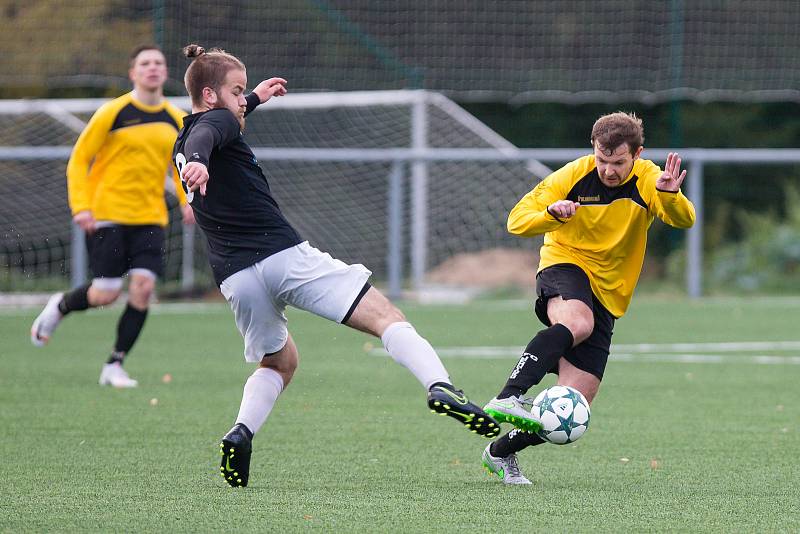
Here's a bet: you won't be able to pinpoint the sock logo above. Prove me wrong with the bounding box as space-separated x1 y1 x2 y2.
522 352 538 362
510 355 527 379
509 353 538 379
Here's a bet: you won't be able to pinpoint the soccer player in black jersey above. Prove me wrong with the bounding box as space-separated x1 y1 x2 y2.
173 44 499 487
482 112 696 484
30 45 193 388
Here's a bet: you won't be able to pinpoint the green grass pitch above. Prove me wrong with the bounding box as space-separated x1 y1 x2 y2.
1 296 798 532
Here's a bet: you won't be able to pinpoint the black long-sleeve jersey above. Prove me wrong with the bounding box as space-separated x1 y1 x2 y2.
173 100 301 285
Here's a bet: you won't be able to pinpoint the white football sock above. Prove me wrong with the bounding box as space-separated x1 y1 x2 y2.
235 367 284 435
381 321 451 389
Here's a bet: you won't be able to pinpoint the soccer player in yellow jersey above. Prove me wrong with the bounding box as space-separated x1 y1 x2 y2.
30 45 193 388
482 112 696 484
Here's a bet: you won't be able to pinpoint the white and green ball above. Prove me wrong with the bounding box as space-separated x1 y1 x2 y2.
530 385 590 444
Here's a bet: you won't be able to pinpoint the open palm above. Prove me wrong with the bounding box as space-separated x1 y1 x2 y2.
656 152 687 192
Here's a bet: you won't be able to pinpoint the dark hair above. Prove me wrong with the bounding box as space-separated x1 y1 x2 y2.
590 112 644 155
182 44 245 106
129 44 164 68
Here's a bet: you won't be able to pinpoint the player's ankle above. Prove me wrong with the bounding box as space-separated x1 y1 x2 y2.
428 381 453 391
497 386 525 400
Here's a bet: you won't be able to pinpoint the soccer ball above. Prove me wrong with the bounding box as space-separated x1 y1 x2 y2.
530 385 591 444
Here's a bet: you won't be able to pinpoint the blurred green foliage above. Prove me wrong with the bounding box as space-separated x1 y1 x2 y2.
705 183 800 292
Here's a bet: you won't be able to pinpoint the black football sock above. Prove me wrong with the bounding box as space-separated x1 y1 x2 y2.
498 323 574 399
107 351 125 365
490 428 546 457
111 304 148 364
57 283 91 315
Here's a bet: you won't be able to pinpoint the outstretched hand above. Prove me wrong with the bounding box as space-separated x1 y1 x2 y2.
656 152 687 192
252 77 288 104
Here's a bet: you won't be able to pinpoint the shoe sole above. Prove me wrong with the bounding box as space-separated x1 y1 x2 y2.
219 439 250 488
482 454 532 485
484 408 543 434
428 398 501 439
98 380 139 388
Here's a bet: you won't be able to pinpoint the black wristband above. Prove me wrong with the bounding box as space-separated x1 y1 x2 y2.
245 93 261 116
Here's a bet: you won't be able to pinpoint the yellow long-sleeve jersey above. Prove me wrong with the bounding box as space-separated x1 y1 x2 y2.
508 155 695 318
66 92 186 227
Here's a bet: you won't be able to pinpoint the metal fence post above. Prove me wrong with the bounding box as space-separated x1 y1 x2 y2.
387 161 404 300
70 221 87 288
686 157 704 297
181 223 195 293
410 91 428 292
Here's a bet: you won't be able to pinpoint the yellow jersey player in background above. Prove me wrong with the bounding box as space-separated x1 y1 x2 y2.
481 112 696 484
31 45 193 388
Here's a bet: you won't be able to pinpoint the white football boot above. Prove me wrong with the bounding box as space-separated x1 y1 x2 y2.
482 443 532 485
30 293 65 346
99 362 139 388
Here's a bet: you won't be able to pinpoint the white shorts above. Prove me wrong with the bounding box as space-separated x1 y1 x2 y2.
219 241 372 362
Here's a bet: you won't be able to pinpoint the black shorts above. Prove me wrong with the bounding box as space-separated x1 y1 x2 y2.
88 224 165 279
534 263 616 380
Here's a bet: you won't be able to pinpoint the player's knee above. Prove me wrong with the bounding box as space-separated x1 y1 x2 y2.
561 379 599 404
129 277 155 307
561 313 594 344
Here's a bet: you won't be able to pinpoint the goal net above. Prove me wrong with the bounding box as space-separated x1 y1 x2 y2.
0 91 545 295
2 2 799 103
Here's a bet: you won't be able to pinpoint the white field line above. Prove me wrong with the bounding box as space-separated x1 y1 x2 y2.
609 353 800 364
0 301 231 315
368 341 800 364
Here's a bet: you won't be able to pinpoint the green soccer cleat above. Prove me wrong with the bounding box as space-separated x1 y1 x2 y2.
483 395 543 434
427 383 501 438
219 423 252 488
481 443 532 485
